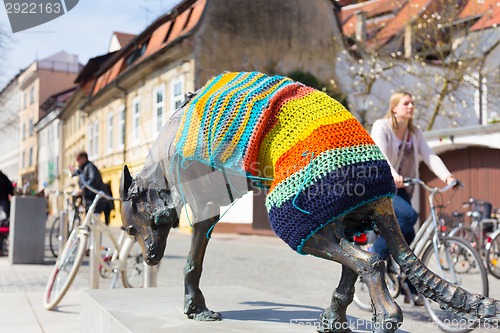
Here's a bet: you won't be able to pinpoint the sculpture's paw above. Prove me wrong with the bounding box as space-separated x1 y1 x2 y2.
317 312 351 333
187 309 222 321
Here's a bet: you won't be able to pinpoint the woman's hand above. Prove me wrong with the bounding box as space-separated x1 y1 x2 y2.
394 174 405 188
446 176 457 185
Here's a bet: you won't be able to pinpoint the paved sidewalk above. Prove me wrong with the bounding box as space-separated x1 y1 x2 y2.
0 228 499 332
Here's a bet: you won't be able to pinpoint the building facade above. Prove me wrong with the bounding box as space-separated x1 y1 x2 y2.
0 75 21 184
17 51 81 191
61 0 343 228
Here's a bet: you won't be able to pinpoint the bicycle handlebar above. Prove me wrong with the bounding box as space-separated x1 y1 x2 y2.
63 169 122 202
403 177 463 193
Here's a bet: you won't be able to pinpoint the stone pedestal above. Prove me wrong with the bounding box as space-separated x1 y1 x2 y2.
8 196 47 264
81 286 325 333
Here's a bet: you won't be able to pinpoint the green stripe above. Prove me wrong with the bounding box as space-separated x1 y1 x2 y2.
266 145 387 210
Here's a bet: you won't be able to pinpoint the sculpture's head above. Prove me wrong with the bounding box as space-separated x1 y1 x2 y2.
120 165 179 265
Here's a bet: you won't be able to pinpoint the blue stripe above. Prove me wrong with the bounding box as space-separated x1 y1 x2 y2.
202 72 261 161
176 73 226 149
266 160 396 252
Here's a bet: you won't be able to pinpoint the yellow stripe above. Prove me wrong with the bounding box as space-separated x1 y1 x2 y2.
219 77 290 162
258 90 353 169
177 72 241 157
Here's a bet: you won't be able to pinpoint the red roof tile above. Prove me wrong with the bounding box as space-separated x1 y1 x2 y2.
339 0 498 51
470 2 500 31
459 0 500 31
339 0 405 24
142 22 171 59
91 0 206 96
458 0 498 19
371 0 433 48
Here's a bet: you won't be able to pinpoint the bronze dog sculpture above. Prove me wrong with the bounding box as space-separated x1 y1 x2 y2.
120 72 500 332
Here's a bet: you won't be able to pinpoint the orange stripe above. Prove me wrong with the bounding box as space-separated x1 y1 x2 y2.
268 119 375 185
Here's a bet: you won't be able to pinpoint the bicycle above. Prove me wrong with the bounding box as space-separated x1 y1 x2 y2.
486 219 500 279
43 171 145 310
48 191 84 258
448 198 500 278
353 178 488 333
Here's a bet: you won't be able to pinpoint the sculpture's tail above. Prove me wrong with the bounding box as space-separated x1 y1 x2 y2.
373 197 500 323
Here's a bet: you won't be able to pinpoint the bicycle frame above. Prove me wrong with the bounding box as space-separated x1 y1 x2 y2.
76 184 134 289
57 191 83 254
408 178 462 281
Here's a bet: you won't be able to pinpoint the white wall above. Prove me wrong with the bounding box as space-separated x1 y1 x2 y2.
0 82 20 183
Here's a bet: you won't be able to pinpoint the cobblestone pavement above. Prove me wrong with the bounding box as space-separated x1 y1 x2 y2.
1 225 499 332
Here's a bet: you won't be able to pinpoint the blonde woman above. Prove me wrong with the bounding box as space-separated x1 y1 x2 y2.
370 91 457 305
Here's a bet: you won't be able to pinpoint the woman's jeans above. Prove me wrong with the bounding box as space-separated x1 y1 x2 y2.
373 188 419 294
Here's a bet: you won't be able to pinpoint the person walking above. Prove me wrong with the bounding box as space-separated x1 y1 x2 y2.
0 170 14 224
370 91 457 305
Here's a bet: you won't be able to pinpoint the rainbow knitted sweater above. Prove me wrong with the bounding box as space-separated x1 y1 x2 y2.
174 72 396 253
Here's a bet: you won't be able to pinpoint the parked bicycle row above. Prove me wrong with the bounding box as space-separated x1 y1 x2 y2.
446 198 500 279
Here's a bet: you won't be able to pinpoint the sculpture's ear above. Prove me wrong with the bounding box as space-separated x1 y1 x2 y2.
120 165 133 199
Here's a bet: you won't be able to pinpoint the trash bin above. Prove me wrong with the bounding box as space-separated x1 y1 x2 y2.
8 196 47 264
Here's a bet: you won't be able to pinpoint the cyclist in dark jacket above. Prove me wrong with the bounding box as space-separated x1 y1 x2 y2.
75 151 107 214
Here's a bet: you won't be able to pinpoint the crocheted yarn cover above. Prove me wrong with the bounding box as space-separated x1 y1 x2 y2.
174 72 396 253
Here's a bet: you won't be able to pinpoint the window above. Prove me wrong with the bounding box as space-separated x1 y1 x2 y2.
107 112 114 152
87 123 93 157
29 119 33 136
132 97 141 144
153 85 165 133
170 75 184 116
93 122 99 157
30 86 35 105
28 147 33 167
22 123 26 140
118 105 125 150
87 121 99 158
125 41 149 67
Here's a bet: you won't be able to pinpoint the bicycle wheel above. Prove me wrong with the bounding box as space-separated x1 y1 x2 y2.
353 276 372 311
49 217 60 258
120 236 145 288
353 270 400 312
422 236 488 333
43 227 88 310
448 226 479 250
486 231 500 279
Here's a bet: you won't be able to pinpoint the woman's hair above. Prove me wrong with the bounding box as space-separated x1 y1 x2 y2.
383 91 416 133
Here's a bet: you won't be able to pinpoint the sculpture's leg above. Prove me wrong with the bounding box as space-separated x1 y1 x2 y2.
316 265 357 333
184 215 221 321
302 224 402 333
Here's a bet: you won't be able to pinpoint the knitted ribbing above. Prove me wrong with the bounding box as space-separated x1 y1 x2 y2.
173 72 396 253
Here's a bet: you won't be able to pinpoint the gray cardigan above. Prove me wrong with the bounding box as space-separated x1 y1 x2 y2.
371 118 452 182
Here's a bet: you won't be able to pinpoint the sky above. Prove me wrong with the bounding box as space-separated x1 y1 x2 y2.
0 0 181 90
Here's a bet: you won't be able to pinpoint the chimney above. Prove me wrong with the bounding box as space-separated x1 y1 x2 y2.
404 23 413 58
355 10 367 44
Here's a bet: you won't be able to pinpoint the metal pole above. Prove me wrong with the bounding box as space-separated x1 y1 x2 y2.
143 263 157 287
89 228 101 289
